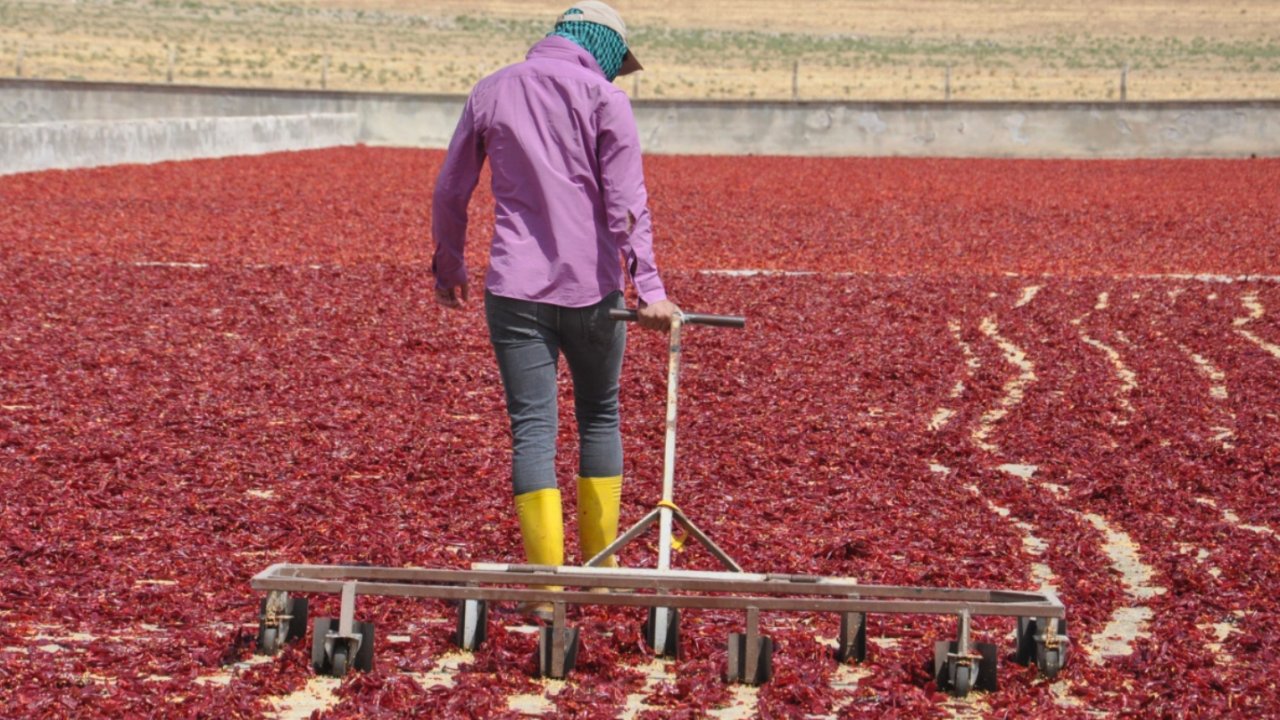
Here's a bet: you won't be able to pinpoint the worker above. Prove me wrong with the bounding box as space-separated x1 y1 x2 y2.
431 1 678 619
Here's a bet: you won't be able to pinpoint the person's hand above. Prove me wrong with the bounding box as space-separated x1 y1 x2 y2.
436 282 469 310
637 299 679 331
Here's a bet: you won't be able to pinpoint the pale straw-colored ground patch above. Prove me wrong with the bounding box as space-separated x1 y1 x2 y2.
3 0 1278 100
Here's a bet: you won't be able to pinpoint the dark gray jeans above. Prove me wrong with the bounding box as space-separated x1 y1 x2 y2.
485 290 626 495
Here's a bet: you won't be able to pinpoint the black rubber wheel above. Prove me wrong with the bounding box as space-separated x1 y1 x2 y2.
537 626 580 679
256 596 283 655
257 625 280 655
755 637 774 685
951 661 974 697
835 613 867 663
355 621 376 673
454 599 488 651
725 632 743 683
1014 618 1038 666
977 642 999 692
538 627 549 678
311 617 333 674
1025 617 1068 679
1045 617 1069 679
643 607 680 659
287 597 309 642
1036 642 1066 680
933 640 955 686
331 647 349 678
724 632 772 685
564 627 580 674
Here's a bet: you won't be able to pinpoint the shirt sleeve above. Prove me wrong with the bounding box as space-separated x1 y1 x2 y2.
597 91 667 305
431 95 485 290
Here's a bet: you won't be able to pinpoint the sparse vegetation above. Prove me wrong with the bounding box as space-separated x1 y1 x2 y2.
1 0 1278 100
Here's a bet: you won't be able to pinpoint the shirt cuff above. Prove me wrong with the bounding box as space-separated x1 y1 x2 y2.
431 254 468 288
633 274 666 305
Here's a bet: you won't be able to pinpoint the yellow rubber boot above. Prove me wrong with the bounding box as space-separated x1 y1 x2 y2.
514 488 563 620
577 475 623 568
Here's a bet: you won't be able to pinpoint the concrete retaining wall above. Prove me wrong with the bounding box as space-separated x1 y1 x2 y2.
1 112 359 175
636 101 1280 158
2 79 1279 170
0 80 463 150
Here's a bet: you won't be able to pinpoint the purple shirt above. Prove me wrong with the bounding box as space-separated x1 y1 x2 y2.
431 36 666 307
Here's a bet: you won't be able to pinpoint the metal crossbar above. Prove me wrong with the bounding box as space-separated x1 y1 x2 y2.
252 562 1065 618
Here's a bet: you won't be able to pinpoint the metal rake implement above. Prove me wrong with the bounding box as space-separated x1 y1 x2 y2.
251 307 1068 695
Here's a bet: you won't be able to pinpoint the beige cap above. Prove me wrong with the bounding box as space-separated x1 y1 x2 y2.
558 1 643 76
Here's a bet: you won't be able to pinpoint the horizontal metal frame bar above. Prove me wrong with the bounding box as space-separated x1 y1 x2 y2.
254 563 1057 606
251 564 1065 618
252 576 1062 616
253 563 1052 601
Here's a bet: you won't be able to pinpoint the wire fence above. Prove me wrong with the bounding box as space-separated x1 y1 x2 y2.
6 40 1278 103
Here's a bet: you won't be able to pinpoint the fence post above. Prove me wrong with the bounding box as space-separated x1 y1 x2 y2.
1120 62 1128 102
791 59 799 101
166 46 175 83
15 45 23 78
633 73 639 98
945 64 951 100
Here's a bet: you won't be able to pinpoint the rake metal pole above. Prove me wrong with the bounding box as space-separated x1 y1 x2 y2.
657 313 684 571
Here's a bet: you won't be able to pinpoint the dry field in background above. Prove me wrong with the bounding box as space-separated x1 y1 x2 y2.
2 0 1278 101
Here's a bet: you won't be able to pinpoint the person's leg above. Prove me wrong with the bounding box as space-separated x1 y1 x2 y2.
485 291 564 614
485 291 562 496
560 291 627 566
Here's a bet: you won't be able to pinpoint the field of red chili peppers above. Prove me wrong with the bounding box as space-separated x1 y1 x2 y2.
1 147 1278 718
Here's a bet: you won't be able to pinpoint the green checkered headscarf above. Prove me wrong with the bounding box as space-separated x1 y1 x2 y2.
549 8 628 81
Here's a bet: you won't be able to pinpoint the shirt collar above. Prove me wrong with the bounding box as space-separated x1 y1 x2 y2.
527 35 605 78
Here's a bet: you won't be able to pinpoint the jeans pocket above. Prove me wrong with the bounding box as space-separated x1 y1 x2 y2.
584 291 625 349
485 291 543 346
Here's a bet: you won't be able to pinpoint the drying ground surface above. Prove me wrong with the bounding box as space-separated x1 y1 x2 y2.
1 148 1279 718
1 0 1279 101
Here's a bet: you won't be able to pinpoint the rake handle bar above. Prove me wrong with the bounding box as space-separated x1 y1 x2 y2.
608 308 746 328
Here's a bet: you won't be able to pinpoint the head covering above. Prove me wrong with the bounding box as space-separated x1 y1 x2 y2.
549 1 642 81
